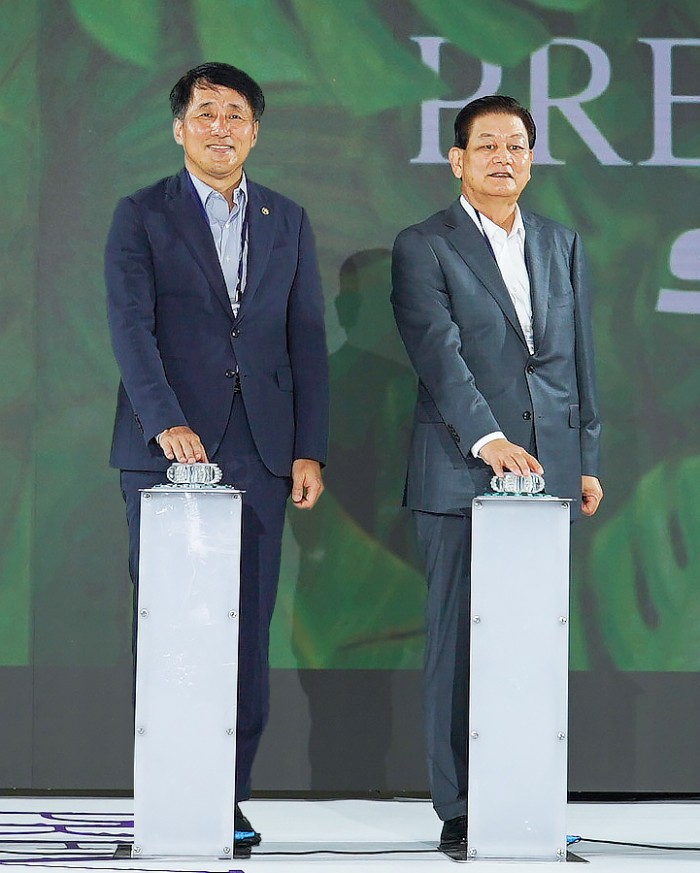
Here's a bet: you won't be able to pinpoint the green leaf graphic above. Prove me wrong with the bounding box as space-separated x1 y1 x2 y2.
412 0 550 66
70 0 159 68
591 456 700 670
525 0 599 10
290 0 444 114
193 0 313 86
289 491 425 669
0 0 38 667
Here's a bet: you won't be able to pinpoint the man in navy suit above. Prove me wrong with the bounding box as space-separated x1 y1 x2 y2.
106 63 328 848
391 96 603 859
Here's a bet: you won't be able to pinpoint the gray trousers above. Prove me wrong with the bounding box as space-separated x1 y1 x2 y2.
414 509 472 822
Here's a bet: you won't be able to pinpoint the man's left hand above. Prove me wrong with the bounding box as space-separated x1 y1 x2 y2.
291 459 324 509
581 475 603 516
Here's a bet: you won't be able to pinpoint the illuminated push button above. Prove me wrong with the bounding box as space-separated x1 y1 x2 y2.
490 472 545 494
166 463 223 485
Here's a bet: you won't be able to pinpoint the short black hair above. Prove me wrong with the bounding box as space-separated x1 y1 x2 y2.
170 62 265 122
453 95 536 150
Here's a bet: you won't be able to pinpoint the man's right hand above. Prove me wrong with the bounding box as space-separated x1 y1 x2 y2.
158 426 208 464
478 438 543 478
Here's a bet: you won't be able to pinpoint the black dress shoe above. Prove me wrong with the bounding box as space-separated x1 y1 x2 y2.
439 815 467 861
234 802 261 848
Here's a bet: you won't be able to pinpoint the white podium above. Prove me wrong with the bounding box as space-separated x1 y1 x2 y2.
467 495 571 862
133 485 242 859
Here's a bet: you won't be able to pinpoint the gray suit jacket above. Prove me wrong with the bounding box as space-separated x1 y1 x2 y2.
391 199 600 519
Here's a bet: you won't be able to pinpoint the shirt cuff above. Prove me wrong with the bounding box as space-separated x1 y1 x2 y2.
471 431 505 459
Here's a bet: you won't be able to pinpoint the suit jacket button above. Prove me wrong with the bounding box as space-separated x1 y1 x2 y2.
231 328 240 338
527 364 536 374
522 411 532 420
225 369 236 378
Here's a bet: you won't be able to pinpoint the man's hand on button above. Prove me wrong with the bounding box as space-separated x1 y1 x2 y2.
158 426 208 464
291 459 324 509
478 438 543 478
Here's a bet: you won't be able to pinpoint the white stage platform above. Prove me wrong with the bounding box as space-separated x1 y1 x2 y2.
0 797 700 870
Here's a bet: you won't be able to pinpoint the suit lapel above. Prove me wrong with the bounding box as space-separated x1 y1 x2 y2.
522 211 552 349
444 200 527 348
165 170 233 320
239 181 276 316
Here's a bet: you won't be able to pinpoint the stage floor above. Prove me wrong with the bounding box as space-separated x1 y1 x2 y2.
0 797 699 870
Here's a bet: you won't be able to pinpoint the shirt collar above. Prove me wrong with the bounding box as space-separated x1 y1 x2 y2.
188 170 248 213
459 195 524 242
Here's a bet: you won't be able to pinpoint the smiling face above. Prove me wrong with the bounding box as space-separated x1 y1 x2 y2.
173 84 258 190
448 112 532 210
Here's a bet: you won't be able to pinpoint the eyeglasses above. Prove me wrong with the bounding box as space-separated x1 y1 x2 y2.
190 112 254 130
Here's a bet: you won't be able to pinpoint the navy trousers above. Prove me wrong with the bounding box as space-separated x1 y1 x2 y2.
120 395 291 800
413 509 472 823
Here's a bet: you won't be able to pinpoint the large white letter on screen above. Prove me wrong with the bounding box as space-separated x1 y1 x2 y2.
656 229 700 315
530 39 631 166
411 37 501 165
639 39 700 167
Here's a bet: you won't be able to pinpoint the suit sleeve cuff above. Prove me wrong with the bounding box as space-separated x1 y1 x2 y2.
471 431 505 459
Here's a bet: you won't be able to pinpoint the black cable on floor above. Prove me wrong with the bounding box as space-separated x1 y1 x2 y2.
579 836 700 852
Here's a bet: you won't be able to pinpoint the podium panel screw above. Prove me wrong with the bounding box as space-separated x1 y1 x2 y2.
228 610 238 618
226 728 234 735
473 615 481 623
470 731 479 739
557 848 566 858
139 609 149 617
558 732 566 740
143 493 151 500
133 846 142 855
136 727 144 735
474 501 482 509
559 616 567 624
223 847 231 855
468 847 477 857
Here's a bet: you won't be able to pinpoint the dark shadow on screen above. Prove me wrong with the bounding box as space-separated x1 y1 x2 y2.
289 249 422 790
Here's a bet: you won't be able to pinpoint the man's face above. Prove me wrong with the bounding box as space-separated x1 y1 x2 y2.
448 112 532 205
173 84 258 187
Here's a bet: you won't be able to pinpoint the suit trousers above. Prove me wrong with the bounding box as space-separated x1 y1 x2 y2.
413 509 472 822
120 394 291 800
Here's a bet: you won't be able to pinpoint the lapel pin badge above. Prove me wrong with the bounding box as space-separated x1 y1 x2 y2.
261 207 270 215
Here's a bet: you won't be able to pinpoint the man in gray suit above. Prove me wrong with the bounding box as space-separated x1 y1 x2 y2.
391 95 602 859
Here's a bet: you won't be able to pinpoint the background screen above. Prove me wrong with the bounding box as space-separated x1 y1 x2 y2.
2 0 700 792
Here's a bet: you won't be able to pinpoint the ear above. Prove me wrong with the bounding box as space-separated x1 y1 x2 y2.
448 147 463 180
173 117 183 146
250 120 259 148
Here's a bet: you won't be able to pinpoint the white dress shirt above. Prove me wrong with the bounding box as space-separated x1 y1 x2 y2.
459 195 534 457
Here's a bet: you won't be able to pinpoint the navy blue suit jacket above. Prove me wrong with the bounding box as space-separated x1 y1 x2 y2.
391 199 600 518
106 169 328 477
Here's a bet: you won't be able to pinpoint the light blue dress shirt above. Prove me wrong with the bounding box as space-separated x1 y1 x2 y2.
188 171 249 316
